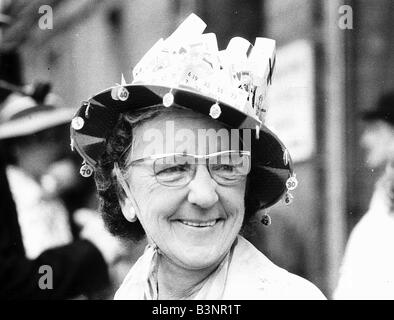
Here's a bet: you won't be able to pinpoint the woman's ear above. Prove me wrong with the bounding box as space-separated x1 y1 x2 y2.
113 163 139 223
119 197 137 222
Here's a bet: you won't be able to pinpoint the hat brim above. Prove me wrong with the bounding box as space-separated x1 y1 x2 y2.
0 108 74 140
71 84 293 208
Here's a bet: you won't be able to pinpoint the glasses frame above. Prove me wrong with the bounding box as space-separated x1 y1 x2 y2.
125 150 251 187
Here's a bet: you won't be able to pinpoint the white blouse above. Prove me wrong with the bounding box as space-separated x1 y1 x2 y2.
114 235 326 300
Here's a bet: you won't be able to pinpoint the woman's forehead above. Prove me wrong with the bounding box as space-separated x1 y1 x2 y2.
139 108 222 131
130 109 237 158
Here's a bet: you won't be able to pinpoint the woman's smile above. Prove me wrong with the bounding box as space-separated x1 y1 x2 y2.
170 216 227 250
172 217 225 234
169 205 226 232
176 218 221 227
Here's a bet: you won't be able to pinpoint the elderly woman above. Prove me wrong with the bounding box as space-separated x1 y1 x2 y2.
70 14 325 300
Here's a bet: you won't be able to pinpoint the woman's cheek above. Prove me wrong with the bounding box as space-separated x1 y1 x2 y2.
136 188 181 231
218 185 246 217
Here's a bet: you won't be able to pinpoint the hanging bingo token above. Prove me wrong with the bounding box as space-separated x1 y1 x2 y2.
284 192 294 205
286 175 298 191
261 214 271 226
80 163 93 177
117 86 129 101
163 92 174 107
71 117 84 130
209 103 221 119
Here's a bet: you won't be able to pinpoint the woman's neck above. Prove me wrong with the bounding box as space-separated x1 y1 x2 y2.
156 255 220 300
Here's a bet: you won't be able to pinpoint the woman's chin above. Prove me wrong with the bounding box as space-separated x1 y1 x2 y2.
168 246 226 271
158 220 239 270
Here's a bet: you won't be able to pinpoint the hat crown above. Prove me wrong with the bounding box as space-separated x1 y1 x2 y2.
130 13 276 124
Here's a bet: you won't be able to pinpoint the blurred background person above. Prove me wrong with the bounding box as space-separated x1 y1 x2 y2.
0 84 142 298
0 85 137 298
0 87 118 259
0 143 109 299
334 92 394 299
0 1 143 297
0 14 136 296
0 90 75 258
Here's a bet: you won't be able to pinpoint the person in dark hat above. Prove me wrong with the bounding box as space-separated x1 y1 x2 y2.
0 4 126 298
0 92 77 258
334 91 394 299
0 88 132 299
70 14 325 300
0 146 111 299
0 89 113 297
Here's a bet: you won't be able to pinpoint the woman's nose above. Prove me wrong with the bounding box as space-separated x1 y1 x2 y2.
187 165 219 209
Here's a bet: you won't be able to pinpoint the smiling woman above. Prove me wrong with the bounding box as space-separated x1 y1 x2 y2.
69 14 326 299
116 109 247 273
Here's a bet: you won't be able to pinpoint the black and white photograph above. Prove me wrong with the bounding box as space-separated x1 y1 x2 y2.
0 0 393 305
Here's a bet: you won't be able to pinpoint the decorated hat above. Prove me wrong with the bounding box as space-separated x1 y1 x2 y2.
0 92 73 140
70 13 297 209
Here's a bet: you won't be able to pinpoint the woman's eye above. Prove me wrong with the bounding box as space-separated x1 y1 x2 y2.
211 164 235 172
157 164 189 175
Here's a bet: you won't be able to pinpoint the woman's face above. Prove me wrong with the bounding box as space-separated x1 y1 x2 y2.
122 109 246 270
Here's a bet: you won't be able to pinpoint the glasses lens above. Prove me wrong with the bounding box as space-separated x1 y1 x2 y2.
153 154 194 187
209 151 250 185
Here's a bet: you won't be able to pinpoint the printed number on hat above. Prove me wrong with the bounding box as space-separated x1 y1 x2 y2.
286 176 298 191
117 87 129 101
80 164 93 177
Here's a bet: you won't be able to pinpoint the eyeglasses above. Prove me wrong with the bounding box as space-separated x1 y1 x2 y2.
126 150 251 187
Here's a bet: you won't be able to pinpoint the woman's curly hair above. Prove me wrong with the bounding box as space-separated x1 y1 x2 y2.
94 105 270 241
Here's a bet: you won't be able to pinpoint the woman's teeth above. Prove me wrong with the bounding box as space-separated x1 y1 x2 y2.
180 220 217 227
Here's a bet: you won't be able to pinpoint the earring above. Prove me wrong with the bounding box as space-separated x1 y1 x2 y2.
261 212 271 226
126 205 137 223
284 191 294 205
